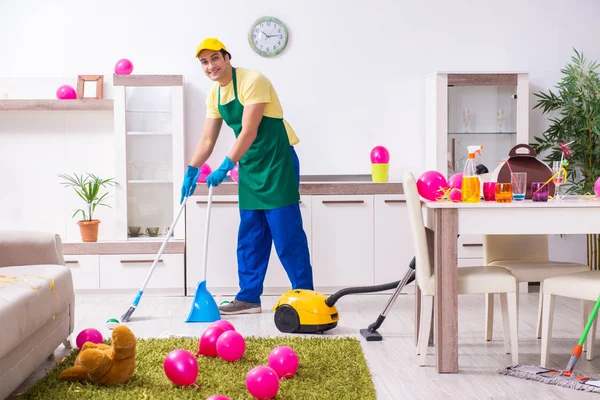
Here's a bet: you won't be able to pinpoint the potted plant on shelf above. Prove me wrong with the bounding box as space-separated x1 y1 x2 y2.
531 48 600 268
58 172 116 242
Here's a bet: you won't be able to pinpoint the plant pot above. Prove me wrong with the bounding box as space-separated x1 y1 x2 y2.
77 219 101 242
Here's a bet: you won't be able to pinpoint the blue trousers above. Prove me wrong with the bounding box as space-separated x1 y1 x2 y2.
235 147 314 304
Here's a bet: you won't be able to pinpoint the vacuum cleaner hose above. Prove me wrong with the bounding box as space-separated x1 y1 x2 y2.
325 256 416 307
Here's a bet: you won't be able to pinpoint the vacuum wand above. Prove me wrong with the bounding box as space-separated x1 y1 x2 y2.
360 257 416 341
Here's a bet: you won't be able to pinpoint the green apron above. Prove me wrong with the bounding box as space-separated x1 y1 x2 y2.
218 67 299 210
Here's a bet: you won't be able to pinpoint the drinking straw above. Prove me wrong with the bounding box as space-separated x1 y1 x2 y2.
499 159 522 194
532 168 567 195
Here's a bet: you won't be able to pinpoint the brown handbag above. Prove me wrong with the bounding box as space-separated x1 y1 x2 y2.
497 144 555 199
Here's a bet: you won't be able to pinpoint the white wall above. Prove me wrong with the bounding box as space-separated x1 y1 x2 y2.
0 0 598 256
2 0 600 176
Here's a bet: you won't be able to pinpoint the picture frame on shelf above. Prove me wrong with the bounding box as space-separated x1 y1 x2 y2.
77 75 104 99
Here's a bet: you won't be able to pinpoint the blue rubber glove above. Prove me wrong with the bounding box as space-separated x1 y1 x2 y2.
180 165 200 204
206 156 235 187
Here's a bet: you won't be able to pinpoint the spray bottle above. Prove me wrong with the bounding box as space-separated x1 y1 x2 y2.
461 145 483 203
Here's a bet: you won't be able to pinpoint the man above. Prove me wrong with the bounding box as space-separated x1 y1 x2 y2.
180 38 314 315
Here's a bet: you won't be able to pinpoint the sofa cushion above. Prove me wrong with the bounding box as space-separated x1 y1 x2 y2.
0 265 74 360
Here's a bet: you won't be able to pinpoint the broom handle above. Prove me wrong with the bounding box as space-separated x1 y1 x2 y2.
202 186 214 282
578 294 600 346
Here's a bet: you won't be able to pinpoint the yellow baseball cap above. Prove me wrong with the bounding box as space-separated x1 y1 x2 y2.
195 38 227 58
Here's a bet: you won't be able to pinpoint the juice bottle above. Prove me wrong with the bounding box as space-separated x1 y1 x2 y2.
461 146 483 203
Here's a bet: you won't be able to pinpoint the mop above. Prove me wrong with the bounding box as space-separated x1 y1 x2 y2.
121 196 190 323
499 294 600 394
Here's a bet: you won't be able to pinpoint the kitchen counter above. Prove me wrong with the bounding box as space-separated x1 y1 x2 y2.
63 240 184 255
192 175 404 196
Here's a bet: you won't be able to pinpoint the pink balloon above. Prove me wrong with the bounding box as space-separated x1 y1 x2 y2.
230 164 239 182
56 85 77 100
75 328 103 349
449 188 462 202
206 396 231 400
216 330 246 362
114 58 134 75
246 366 279 399
197 326 225 357
447 173 463 189
416 170 448 201
268 346 299 379
370 146 390 164
163 349 198 386
595 177 600 198
198 163 212 183
209 319 236 332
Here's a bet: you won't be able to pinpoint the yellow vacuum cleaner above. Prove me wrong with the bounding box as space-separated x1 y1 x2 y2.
273 257 416 336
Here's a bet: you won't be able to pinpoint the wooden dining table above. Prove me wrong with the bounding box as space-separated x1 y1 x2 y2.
419 196 600 373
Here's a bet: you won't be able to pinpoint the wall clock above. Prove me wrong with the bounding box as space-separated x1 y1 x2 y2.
248 16 289 58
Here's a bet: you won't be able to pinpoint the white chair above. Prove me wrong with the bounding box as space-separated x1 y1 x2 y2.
540 270 600 367
484 235 589 340
403 171 519 366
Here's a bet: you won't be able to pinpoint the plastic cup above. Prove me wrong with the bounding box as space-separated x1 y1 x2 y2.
371 163 389 182
483 181 496 201
495 183 513 203
511 172 527 201
531 182 549 202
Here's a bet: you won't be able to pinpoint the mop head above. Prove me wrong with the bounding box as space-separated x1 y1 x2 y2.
499 365 600 394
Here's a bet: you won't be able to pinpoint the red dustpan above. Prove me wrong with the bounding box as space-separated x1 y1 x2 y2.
186 185 220 323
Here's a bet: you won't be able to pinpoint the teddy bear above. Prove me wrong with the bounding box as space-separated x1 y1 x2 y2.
59 324 136 385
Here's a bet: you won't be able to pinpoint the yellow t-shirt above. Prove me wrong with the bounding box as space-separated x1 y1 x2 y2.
205 67 299 146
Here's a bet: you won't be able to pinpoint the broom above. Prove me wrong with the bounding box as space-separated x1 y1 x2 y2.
499 294 600 393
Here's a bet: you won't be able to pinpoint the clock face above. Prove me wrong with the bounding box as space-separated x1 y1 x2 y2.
248 16 288 58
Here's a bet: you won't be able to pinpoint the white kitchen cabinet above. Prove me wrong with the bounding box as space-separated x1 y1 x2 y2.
311 195 374 290
263 195 312 293
99 253 184 295
373 195 415 284
457 258 484 267
457 234 484 268
63 254 100 290
185 195 240 294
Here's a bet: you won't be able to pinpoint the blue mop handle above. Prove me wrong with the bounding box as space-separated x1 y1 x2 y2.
132 290 143 307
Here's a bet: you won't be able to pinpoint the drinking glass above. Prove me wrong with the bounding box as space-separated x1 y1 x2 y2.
497 109 505 132
552 161 565 201
531 182 549 202
511 172 527 201
495 183 513 203
483 181 496 201
462 109 471 133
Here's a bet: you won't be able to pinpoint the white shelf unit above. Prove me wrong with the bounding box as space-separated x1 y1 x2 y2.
113 75 185 241
425 72 529 178
425 72 529 267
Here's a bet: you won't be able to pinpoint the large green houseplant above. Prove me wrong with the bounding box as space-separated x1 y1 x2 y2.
531 48 600 269
58 172 116 242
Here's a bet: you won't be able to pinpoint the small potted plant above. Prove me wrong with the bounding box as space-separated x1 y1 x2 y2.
58 172 116 242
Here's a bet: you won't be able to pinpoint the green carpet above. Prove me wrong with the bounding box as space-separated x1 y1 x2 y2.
18 336 377 399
